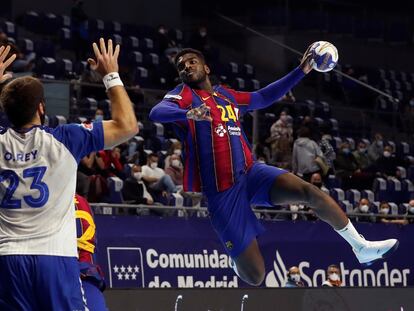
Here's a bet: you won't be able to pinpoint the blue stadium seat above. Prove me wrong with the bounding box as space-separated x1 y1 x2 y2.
134 66 150 87
144 52 159 67
389 202 399 216
59 28 72 49
399 203 408 215
402 179 414 202
346 189 361 205
373 177 388 202
34 40 55 58
387 178 402 203
329 188 345 204
79 97 98 118
105 21 122 35
232 77 246 90
129 51 143 66
339 200 354 213
17 38 35 54
56 58 73 79
57 14 71 28
124 36 140 51
41 13 59 35
0 20 16 37
141 38 154 52
23 11 42 33
36 57 57 79
325 174 341 190
107 177 124 204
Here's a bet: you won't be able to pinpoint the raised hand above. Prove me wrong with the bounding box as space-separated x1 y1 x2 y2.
87 38 120 77
299 43 314 74
186 103 212 122
0 46 16 84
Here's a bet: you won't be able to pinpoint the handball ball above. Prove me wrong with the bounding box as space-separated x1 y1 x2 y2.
310 41 338 72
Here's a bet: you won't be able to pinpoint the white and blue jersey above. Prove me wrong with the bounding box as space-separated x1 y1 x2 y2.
0 122 104 257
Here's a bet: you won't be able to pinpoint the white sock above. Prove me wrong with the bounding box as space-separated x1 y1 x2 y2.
335 219 367 251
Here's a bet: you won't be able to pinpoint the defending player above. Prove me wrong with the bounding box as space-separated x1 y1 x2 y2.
0 39 137 309
149 46 398 286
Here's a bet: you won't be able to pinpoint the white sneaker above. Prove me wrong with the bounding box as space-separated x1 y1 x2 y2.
353 238 399 266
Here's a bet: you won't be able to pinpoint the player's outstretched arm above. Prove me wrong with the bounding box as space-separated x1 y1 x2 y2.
0 45 16 84
88 38 138 148
244 43 314 111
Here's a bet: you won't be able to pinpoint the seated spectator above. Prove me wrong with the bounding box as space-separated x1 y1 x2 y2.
407 200 414 224
368 132 384 163
334 142 360 190
142 153 178 195
253 137 271 165
96 147 125 179
165 154 183 189
164 141 182 169
352 198 375 223
377 201 408 225
373 145 400 179
156 24 176 54
267 110 293 167
292 126 323 181
352 141 371 170
322 264 342 287
94 108 105 122
310 172 329 193
285 266 305 288
122 164 154 205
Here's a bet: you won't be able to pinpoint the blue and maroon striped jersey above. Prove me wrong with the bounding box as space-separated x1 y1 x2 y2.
150 66 305 194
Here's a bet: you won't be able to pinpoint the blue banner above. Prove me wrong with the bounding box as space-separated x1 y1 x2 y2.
95 215 413 288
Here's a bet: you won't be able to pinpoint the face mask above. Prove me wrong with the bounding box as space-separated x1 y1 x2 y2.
358 148 366 153
380 208 389 215
313 182 323 189
383 151 391 158
377 140 383 147
173 149 182 156
329 273 340 282
171 159 181 168
133 172 142 181
342 148 350 154
290 205 299 212
290 274 301 283
280 115 287 122
360 204 369 213
158 28 166 34
95 115 104 122
150 162 158 169
409 206 414 214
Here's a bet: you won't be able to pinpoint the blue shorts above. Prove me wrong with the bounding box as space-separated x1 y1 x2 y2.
82 280 108 311
207 162 287 258
0 255 86 311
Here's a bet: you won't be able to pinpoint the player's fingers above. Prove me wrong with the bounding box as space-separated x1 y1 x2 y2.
99 38 107 55
113 44 120 60
92 42 101 58
87 58 98 69
0 46 11 63
108 39 113 56
2 54 16 69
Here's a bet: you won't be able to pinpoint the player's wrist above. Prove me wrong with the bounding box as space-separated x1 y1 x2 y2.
102 72 124 91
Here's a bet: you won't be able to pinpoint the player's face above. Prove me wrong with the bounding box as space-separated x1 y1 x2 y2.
176 53 209 85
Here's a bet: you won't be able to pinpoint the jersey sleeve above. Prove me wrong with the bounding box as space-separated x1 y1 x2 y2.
52 122 104 163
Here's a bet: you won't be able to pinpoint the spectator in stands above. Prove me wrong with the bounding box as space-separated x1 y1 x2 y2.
96 147 125 179
310 172 329 193
165 154 183 189
368 133 384 162
164 141 182 169
142 153 178 194
318 127 336 176
285 266 305 288
322 264 342 287
353 141 372 170
156 24 177 55
334 142 360 190
267 110 293 167
374 145 400 179
292 126 323 181
407 200 414 224
401 100 414 135
352 198 375 223
122 164 154 205
377 201 408 225
162 47 180 88
301 115 319 140
94 108 105 122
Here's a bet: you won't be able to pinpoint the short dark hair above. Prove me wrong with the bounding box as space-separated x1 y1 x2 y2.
174 48 205 67
0 76 44 128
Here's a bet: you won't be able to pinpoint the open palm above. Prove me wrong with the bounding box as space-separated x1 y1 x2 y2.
0 45 16 83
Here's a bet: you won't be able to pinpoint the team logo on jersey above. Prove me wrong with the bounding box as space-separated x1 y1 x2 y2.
80 122 93 130
215 124 227 137
225 241 233 250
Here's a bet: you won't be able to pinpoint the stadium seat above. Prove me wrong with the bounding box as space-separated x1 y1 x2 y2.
399 203 408 215
129 51 143 66
57 14 71 28
402 179 414 202
345 189 361 205
373 178 387 201
329 188 345 203
389 202 399 215
17 38 34 54
0 20 16 37
107 177 124 204
59 28 72 49
387 178 402 203
36 57 57 79
124 36 139 51
325 175 341 190
361 189 375 203
56 58 73 79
